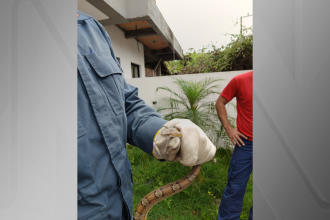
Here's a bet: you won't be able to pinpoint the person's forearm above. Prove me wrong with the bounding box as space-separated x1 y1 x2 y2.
216 96 247 146
215 102 232 131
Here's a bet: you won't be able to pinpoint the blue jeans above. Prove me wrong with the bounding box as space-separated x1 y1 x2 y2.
218 139 253 220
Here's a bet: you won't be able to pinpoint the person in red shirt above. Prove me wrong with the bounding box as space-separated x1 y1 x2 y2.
215 70 253 220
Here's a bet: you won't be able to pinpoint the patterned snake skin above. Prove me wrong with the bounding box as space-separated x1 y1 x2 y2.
133 165 201 220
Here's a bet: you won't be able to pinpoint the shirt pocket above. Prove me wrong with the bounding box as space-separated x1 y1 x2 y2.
78 119 86 138
125 156 136 185
78 205 107 220
85 52 124 116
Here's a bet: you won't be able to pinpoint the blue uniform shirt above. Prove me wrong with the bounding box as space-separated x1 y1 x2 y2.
77 11 167 220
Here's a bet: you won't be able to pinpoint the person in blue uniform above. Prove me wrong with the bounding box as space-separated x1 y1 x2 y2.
77 11 216 220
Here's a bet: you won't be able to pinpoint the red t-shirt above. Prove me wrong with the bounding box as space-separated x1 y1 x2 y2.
220 71 253 137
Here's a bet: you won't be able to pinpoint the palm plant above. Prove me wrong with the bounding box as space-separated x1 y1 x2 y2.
154 77 236 148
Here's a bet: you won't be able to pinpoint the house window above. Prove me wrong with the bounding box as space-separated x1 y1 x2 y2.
116 57 120 64
131 63 140 78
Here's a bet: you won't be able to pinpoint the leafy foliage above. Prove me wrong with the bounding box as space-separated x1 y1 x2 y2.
155 77 236 148
166 26 253 74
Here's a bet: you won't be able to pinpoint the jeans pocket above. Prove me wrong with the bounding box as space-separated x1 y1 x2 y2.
227 157 237 184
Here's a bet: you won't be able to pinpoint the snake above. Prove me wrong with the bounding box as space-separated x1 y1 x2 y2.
133 164 201 220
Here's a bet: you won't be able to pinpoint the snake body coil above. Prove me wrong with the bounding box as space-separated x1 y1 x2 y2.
133 165 201 220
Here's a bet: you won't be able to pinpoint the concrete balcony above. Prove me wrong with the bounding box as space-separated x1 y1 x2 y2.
79 0 183 64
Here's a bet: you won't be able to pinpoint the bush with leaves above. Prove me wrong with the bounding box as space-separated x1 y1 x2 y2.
154 77 236 148
166 26 253 74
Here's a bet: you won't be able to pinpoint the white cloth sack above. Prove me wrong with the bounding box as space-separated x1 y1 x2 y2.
153 119 216 166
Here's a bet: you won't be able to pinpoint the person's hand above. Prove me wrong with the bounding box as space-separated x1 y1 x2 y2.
152 119 216 166
225 126 247 147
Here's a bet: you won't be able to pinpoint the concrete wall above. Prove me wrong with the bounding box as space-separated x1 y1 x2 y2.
126 70 251 118
104 0 127 17
148 0 183 56
126 0 149 20
78 0 109 20
104 25 146 79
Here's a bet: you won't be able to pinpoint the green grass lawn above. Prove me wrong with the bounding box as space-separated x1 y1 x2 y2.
127 145 252 220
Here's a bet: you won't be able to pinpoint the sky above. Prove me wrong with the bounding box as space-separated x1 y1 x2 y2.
156 0 253 53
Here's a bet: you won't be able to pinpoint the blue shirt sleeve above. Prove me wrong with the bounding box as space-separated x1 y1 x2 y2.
94 18 167 157
123 80 167 156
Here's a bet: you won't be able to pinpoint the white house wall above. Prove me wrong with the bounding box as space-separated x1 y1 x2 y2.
104 25 146 79
126 70 252 119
